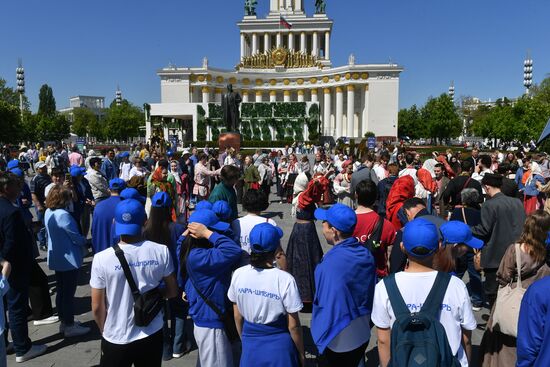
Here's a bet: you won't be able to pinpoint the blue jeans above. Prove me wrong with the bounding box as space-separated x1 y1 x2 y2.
36 209 46 247
6 287 32 357
162 297 193 357
456 251 484 306
55 269 79 325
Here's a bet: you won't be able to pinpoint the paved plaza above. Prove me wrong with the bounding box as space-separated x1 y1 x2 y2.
7 198 487 367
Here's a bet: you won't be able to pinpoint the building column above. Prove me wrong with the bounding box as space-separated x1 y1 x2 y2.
324 88 332 136
311 88 319 103
336 86 344 137
284 90 291 102
276 33 282 47
312 32 318 57
214 88 223 103
256 90 263 102
264 33 271 52
288 32 294 51
300 32 306 53
242 90 249 103
202 87 210 104
362 84 369 136
297 90 305 102
252 33 258 54
240 33 245 59
270 90 277 102
347 85 355 137
325 32 330 60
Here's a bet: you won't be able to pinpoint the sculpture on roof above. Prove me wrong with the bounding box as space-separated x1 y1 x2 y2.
244 0 257 16
315 0 326 14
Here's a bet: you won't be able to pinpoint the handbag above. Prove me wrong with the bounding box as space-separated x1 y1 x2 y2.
186 265 240 342
491 243 525 337
113 244 165 327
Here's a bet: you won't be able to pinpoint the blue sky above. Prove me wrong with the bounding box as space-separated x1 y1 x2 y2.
1 0 548 111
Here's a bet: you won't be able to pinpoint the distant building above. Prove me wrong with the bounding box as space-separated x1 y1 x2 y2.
59 95 106 122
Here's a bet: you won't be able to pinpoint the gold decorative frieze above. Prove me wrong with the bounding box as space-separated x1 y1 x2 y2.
237 47 323 70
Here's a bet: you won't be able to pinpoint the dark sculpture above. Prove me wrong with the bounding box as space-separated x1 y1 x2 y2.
244 0 257 16
315 0 326 14
222 84 242 132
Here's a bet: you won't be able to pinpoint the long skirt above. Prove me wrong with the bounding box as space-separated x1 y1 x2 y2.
287 221 324 303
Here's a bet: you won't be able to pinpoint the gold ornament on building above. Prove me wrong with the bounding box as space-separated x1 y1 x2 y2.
190 74 197 82
361 73 369 80
216 76 224 83
237 47 323 70
256 79 263 86
242 78 250 85
310 77 318 84
334 75 341 81
269 79 277 86
283 79 291 85
345 73 351 80
297 78 304 85
229 77 237 84
322 76 330 83
352 73 360 80
197 75 205 82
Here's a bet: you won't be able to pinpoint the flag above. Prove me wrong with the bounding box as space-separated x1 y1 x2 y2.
280 16 292 29
537 117 550 145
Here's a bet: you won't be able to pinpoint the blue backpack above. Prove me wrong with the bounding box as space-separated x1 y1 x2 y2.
384 272 461 367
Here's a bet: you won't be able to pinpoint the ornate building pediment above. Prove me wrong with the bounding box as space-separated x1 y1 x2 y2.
237 47 324 70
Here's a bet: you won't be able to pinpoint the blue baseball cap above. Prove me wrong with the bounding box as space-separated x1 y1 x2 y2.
250 223 284 253
188 209 230 232
7 160 19 170
114 199 146 236
109 178 126 191
195 201 213 211
402 218 440 257
212 201 231 222
167 150 174 157
314 203 357 233
10 168 24 177
440 221 484 249
70 165 86 177
152 192 172 208
120 188 146 203
120 151 130 158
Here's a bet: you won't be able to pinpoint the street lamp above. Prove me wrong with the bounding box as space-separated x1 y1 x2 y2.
448 81 455 103
524 54 533 96
16 58 25 117
116 86 122 106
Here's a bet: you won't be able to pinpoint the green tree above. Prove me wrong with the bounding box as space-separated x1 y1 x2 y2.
104 100 144 141
36 114 71 142
398 105 424 139
37 84 56 117
531 76 550 105
0 78 30 110
0 101 22 144
72 107 97 137
421 94 462 143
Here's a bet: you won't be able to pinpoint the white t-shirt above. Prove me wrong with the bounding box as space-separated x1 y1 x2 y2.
228 265 303 324
398 167 418 184
371 271 477 367
231 215 277 254
90 240 174 344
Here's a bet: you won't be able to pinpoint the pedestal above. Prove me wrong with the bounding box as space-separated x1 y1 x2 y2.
219 132 241 152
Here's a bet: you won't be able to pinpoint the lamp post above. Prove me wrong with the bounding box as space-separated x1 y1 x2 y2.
448 81 455 103
116 86 122 106
524 54 533 96
16 59 25 118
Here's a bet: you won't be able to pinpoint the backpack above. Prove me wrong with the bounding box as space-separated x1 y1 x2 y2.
363 214 384 254
384 272 461 367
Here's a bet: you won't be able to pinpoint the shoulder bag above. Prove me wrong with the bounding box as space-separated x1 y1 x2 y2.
113 243 165 327
186 264 240 342
491 243 525 337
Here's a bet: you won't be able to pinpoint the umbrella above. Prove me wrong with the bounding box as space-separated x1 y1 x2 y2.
537 117 550 145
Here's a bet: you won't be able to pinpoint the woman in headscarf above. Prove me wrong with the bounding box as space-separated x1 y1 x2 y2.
287 173 328 310
416 168 438 214
148 164 177 221
170 160 189 221
385 175 415 230
333 160 354 208
523 161 546 214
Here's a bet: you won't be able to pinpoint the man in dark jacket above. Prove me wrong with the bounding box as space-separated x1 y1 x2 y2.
350 153 379 195
0 172 47 362
441 160 483 209
471 173 525 307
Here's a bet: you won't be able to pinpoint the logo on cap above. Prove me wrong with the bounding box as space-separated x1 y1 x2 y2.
122 213 132 222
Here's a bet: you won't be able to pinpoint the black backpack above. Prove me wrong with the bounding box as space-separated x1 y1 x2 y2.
363 214 384 254
384 272 461 367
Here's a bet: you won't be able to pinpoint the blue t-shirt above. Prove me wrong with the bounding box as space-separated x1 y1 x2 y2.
91 196 121 254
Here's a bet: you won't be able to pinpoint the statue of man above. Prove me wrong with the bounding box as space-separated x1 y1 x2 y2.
222 84 242 132
315 0 326 14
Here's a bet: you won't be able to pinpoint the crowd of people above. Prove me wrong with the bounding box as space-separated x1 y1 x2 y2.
1 141 550 366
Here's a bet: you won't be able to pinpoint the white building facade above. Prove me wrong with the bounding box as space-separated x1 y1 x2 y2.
147 0 403 142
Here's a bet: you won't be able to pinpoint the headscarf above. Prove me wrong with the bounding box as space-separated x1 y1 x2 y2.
293 172 309 197
151 166 177 221
526 162 542 187
386 175 415 230
417 168 437 194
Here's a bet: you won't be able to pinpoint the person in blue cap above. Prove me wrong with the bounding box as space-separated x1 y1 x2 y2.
372 218 476 367
120 188 146 203
195 200 213 211
438 221 484 274
179 209 242 367
90 199 178 367
69 165 93 234
6 159 20 172
311 203 376 366
90 178 126 254
228 223 305 367
143 192 191 360
212 200 231 223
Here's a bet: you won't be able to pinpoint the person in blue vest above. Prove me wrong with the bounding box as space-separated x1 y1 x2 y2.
100 149 119 181
179 210 242 367
311 203 376 366
517 275 550 367
228 223 305 367
90 178 126 254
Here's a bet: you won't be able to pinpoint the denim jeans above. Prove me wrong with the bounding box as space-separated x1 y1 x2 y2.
455 251 484 306
55 269 79 326
162 297 193 358
6 287 32 356
35 209 46 247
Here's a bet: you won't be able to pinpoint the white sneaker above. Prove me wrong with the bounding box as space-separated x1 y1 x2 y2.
15 344 47 363
33 315 59 326
472 305 482 312
64 323 91 338
172 353 184 359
